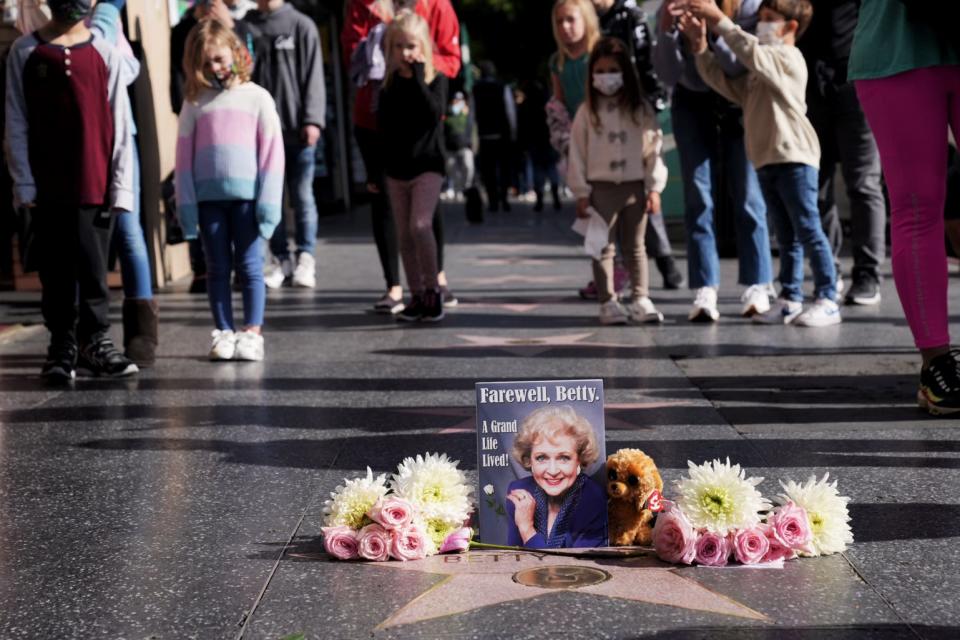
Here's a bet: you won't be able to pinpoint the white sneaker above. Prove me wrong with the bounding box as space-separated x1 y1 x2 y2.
752 297 803 325
793 298 842 327
599 299 629 325
292 252 316 289
626 296 664 324
688 287 719 322
234 330 264 361
741 283 771 317
265 257 291 290
209 329 237 361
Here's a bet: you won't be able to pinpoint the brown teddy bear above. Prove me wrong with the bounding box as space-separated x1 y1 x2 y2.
606 448 663 546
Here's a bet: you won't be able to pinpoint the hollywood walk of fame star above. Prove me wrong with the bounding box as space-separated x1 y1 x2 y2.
455 333 631 356
371 551 768 629
470 258 554 266
459 274 571 286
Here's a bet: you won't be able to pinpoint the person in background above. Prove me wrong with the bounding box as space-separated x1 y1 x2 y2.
175 19 284 361
443 91 475 200
6 0 138 380
848 0 960 414
591 0 684 291
342 0 462 313
653 0 775 322
474 60 516 213
379 10 448 323
517 79 562 212
247 0 324 290
170 0 256 295
799 0 885 305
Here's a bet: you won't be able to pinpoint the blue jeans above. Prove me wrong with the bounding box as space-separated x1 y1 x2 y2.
671 87 772 288
269 143 318 260
113 138 153 299
199 201 265 330
757 163 837 302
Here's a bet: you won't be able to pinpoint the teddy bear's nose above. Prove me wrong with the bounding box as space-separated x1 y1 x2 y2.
609 482 627 497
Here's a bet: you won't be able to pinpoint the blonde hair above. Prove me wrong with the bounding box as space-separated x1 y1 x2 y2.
511 406 600 470
183 20 253 102
551 0 600 72
383 9 436 87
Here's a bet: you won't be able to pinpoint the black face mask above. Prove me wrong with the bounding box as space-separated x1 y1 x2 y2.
47 0 93 23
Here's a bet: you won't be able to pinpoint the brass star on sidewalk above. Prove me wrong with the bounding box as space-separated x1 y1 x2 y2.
372 551 768 629
455 333 629 356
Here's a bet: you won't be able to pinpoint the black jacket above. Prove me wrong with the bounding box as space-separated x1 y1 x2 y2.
597 0 667 111
378 64 448 181
798 0 859 87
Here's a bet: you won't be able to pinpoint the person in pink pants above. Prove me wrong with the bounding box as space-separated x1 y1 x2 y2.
849 0 960 414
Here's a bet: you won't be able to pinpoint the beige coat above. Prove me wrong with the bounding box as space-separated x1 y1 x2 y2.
566 97 668 200
695 17 820 170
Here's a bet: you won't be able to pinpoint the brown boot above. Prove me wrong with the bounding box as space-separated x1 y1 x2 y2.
122 298 158 367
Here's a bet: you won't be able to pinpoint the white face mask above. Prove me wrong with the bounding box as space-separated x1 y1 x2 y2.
592 72 623 97
756 21 785 46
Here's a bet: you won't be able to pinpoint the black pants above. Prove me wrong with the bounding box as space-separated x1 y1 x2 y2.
355 126 445 289
36 205 113 345
478 138 511 209
808 76 886 281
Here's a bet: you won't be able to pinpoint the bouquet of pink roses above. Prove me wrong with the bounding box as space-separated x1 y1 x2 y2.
652 459 853 567
321 453 474 562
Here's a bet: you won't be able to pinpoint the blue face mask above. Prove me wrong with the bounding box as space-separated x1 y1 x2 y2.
47 0 92 23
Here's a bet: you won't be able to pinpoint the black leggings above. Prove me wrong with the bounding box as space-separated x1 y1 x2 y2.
354 126 444 289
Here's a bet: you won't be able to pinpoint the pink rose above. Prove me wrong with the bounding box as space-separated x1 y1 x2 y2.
768 501 814 554
357 524 391 561
733 527 770 565
652 507 697 565
321 526 359 561
694 531 731 567
439 527 472 554
369 497 415 530
390 525 429 561
761 524 797 562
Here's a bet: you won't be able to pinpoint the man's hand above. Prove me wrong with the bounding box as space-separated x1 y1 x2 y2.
679 0 726 28
645 191 661 215
207 0 236 28
301 124 321 147
678 12 708 54
576 197 591 219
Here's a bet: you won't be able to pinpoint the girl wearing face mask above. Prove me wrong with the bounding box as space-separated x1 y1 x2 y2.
175 20 284 362
567 37 669 326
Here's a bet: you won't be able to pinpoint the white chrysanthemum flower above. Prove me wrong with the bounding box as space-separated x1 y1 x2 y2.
392 453 472 523
322 467 389 529
778 472 853 556
422 516 460 553
677 458 771 534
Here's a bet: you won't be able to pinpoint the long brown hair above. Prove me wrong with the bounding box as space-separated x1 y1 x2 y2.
183 19 253 102
585 37 645 130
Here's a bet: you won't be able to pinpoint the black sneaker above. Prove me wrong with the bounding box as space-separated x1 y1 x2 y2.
918 350 960 415
78 334 139 377
441 286 459 308
41 340 77 383
397 295 425 323
845 274 881 306
421 288 445 322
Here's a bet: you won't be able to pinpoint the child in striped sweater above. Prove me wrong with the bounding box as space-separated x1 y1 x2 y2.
175 19 284 361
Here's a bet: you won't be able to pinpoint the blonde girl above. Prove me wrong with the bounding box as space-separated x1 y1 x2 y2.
378 10 449 323
175 20 284 361
551 0 601 118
